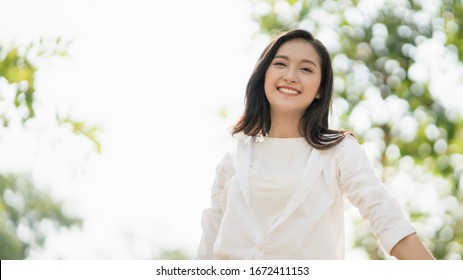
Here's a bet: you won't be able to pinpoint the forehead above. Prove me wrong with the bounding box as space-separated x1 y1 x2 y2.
274 39 321 65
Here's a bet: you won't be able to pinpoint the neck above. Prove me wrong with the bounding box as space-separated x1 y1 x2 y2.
267 111 302 138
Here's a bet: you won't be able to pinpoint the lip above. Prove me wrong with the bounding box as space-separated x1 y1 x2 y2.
277 85 301 96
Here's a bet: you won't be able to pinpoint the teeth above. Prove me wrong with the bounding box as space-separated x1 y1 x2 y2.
278 87 300 95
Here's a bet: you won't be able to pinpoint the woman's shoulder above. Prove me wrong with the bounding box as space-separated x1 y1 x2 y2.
214 133 240 171
222 152 236 166
331 133 364 159
216 152 236 176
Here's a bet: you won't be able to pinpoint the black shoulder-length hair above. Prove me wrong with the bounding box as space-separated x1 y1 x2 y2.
232 29 351 149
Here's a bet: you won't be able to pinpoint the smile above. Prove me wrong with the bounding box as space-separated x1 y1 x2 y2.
277 87 300 95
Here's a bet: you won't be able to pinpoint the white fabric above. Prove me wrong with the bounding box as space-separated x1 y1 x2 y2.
249 137 312 233
196 134 415 260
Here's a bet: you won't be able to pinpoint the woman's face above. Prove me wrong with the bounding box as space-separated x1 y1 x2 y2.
264 39 322 117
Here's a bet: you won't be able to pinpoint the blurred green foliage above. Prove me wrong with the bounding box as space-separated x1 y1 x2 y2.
154 248 192 260
0 174 82 259
0 39 100 259
0 38 101 152
250 0 463 259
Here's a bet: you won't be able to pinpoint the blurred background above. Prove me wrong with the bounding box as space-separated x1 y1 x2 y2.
0 0 462 260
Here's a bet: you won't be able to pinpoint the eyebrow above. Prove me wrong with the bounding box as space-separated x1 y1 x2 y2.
273 55 318 68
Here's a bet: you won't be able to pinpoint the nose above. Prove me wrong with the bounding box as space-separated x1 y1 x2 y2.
283 68 297 83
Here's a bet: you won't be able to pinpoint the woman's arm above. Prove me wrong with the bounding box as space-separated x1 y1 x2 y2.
196 153 231 259
336 136 434 258
390 233 435 260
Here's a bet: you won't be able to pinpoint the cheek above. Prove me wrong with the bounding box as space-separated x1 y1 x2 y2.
303 76 322 92
264 67 280 83
264 72 272 86
264 73 275 94
264 84 273 101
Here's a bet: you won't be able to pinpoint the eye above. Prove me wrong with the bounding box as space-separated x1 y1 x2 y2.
273 61 286 67
301 67 313 73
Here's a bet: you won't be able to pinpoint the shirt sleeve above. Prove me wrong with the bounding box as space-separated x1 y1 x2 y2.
335 135 416 255
195 154 229 259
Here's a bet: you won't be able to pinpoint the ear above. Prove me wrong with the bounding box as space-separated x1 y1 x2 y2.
315 91 322 99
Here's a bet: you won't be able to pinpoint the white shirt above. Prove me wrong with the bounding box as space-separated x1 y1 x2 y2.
196 134 415 259
250 137 312 232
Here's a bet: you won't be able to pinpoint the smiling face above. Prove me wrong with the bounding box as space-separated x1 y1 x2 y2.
264 38 322 117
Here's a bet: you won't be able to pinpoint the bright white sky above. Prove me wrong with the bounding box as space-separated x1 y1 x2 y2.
0 0 270 259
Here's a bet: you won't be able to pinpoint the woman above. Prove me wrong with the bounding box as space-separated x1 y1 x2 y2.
197 29 434 260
